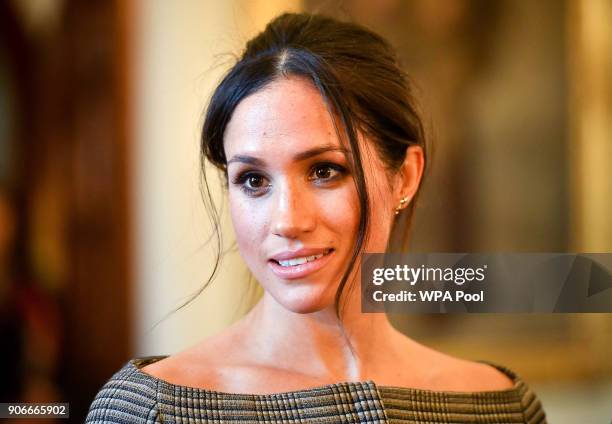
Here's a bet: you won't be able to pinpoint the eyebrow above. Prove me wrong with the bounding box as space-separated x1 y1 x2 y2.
227 145 350 167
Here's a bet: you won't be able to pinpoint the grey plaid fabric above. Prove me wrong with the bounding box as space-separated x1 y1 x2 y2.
85 357 546 423
379 363 547 424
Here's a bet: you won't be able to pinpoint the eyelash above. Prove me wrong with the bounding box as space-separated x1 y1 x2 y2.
232 162 348 197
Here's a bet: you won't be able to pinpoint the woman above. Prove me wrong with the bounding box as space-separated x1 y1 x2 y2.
87 13 547 423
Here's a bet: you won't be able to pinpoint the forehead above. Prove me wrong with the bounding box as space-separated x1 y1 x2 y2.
223 77 341 157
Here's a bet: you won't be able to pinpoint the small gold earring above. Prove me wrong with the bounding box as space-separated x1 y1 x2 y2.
394 196 409 215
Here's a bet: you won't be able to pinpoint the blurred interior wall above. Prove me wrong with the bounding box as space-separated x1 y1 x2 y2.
568 0 612 252
131 0 302 356
2 0 133 418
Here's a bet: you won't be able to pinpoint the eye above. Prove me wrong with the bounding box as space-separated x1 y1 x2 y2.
309 163 346 183
232 171 270 196
246 174 265 188
315 167 332 179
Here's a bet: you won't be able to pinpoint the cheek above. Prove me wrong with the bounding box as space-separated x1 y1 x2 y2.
369 210 392 251
229 193 268 260
368 190 395 252
320 186 360 236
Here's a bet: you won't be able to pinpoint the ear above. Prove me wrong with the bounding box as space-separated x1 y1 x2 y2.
393 145 425 212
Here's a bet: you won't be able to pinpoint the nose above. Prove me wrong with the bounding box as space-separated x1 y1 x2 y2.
271 181 316 239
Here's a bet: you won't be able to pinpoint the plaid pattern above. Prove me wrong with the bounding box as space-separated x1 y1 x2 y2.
86 357 546 423
378 363 547 423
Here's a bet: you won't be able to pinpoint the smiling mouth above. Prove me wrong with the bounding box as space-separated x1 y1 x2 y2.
271 249 334 267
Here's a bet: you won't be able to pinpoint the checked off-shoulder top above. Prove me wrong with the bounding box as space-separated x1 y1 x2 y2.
85 356 547 423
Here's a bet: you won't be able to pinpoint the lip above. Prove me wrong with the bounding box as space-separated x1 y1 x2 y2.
268 248 334 280
270 247 332 262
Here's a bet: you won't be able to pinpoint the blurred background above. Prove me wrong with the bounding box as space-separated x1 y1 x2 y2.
0 0 610 422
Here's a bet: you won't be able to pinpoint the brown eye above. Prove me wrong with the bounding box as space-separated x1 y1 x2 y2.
310 163 346 182
315 167 332 179
232 171 271 197
247 175 265 188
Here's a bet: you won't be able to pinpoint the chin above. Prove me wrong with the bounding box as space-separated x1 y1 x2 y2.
271 288 336 314
284 301 331 314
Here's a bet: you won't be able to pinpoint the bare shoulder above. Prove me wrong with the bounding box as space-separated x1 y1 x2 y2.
429 354 515 391
140 329 242 390
140 347 222 389
402 340 515 392
449 358 516 391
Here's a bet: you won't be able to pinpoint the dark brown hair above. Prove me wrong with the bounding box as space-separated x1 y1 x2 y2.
197 12 427 318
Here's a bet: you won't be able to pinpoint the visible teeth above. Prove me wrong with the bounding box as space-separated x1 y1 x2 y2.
278 251 329 267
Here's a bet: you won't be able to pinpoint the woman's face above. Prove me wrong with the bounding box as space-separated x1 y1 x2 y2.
224 77 400 314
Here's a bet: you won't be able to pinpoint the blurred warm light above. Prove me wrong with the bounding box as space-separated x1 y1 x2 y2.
568 0 612 252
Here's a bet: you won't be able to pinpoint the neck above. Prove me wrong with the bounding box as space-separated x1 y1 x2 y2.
238 283 402 382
